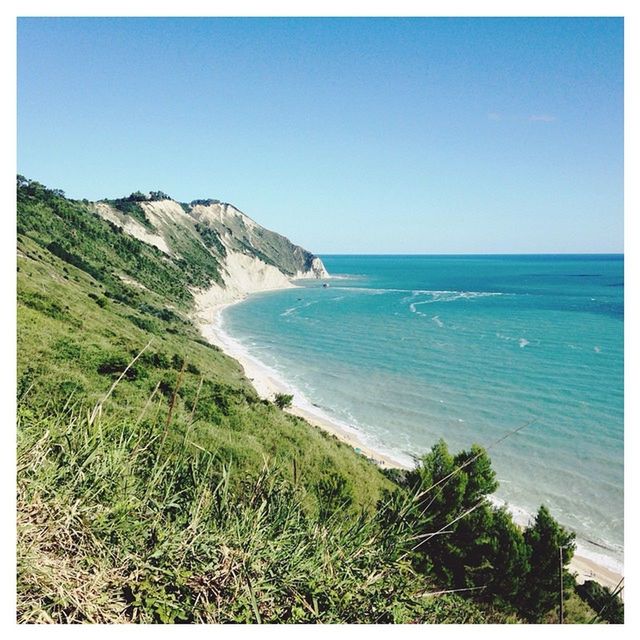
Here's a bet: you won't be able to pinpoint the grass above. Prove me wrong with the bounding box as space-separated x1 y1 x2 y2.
16 180 501 623
17 397 501 623
17 238 392 515
17 178 610 624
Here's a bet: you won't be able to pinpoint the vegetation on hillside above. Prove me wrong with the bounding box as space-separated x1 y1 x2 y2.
389 440 580 621
16 178 621 623
18 176 221 308
575 580 624 624
17 400 499 623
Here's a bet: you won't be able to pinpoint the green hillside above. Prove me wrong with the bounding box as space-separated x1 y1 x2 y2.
16 178 616 624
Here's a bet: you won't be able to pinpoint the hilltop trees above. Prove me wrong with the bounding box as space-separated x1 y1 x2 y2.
123 190 171 202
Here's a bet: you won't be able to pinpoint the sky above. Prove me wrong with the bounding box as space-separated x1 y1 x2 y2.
17 17 623 254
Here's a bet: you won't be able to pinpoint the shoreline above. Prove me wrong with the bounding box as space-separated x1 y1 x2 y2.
195 293 408 470
192 282 624 594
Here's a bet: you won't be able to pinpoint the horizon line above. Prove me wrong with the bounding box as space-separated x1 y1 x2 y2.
315 252 624 257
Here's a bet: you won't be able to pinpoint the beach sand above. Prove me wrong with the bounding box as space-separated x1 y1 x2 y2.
195 294 404 469
193 284 624 595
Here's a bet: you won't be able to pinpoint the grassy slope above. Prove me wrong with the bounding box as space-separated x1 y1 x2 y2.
16 236 390 517
17 182 509 623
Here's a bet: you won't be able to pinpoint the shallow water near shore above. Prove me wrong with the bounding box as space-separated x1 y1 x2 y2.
221 254 624 571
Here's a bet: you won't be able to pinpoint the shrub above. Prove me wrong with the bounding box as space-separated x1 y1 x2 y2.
20 291 67 320
315 471 354 521
406 439 576 621
127 314 157 332
576 580 624 624
274 393 293 409
97 355 145 381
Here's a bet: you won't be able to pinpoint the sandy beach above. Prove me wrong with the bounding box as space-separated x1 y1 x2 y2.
195 292 406 469
193 282 624 595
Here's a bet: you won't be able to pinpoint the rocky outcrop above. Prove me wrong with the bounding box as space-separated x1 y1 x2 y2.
93 194 328 297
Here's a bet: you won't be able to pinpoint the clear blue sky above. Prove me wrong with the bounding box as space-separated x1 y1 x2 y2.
17 17 623 254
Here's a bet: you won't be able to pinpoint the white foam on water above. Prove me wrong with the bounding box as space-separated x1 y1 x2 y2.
406 290 506 314
323 273 362 281
409 301 427 315
279 300 318 317
329 286 409 295
497 333 531 348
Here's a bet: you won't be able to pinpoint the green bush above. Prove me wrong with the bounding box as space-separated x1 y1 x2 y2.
20 291 67 320
97 355 146 381
274 393 293 409
315 470 354 521
405 439 576 621
576 580 624 624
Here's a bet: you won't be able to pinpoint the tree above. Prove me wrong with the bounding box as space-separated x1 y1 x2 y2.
149 191 171 201
274 393 293 409
576 580 624 624
483 507 531 606
407 440 499 588
518 505 576 621
407 440 575 621
127 191 147 202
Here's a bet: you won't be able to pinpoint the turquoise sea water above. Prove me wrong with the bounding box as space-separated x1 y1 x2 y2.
222 255 624 569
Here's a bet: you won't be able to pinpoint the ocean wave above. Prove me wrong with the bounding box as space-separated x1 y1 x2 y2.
328 287 508 304
329 286 407 295
325 273 364 281
405 290 506 314
280 300 318 317
496 332 533 348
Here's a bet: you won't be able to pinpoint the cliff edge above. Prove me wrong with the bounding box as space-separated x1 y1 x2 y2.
92 192 328 307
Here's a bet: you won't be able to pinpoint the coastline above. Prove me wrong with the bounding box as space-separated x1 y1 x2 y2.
194 291 406 469
192 281 624 594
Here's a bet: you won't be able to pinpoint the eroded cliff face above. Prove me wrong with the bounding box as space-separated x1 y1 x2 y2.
92 195 328 302
296 256 329 280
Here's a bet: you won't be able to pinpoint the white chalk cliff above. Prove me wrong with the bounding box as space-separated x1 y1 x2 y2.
92 193 328 309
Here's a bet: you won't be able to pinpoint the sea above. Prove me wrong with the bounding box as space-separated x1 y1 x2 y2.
221 255 624 571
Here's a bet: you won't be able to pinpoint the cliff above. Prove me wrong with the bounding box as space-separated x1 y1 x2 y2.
92 194 328 307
